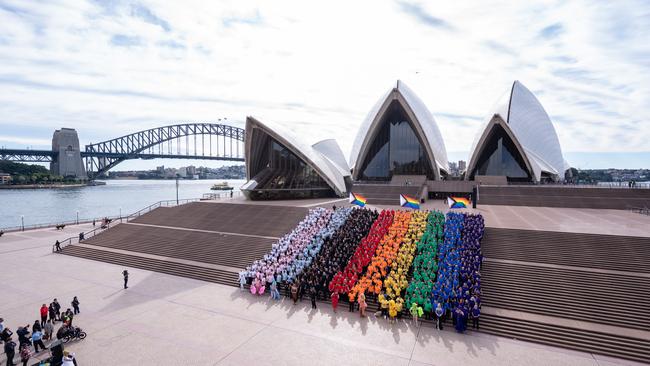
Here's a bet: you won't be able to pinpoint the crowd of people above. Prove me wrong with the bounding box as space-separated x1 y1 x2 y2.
328 210 394 298
242 207 332 295
350 211 411 307
298 208 378 307
284 207 354 284
241 206 484 333
1 297 80 366
430 212 484 332
382 211 428 324
405 211 445 318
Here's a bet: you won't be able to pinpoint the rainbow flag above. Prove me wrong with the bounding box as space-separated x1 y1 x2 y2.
400 194 420 209
349 192 367 207
447 196 470 209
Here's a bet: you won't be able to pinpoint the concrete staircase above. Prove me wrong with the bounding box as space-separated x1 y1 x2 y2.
478 186 650 209
59 203 650 364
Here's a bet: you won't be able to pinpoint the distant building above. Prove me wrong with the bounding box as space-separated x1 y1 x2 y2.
458 160 466 172
0 173 11 185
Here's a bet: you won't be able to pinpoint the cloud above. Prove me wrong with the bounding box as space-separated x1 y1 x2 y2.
0 0 648 170
130 3 171 32
395 1 454 30
539 23 564 39
222 9 263 27
110 34 143 47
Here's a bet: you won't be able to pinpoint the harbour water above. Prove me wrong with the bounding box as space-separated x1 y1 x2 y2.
0 179 246 230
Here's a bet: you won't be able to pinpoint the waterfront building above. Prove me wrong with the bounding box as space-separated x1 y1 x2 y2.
466 81 568 183
241 116 349 200
349 80 449 181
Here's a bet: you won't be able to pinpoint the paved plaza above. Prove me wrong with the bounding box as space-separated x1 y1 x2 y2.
0 224 646 366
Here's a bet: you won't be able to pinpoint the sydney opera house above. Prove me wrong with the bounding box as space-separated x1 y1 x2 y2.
242 80 569 200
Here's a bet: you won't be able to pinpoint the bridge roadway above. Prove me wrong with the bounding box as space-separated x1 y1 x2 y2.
0 149 245 161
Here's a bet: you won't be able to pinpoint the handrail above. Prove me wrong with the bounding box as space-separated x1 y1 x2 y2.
52 222 113 252
1 215 122 233
202 191 243 200
125 198 200 222
45 193 243 253
479 183 650 189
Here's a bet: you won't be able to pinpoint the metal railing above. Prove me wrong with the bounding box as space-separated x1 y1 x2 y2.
1 215 122 233
202 191 243 200
41 193 245 252
481 182 650 189
125 198 200 222
52 223 113 252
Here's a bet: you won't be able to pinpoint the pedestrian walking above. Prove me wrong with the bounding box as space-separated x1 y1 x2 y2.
48 303 57 324
270 279 280 300
410 302 423 327
43 319 53 341
53 299 61 321
16 325 31 347
471 305 480 330
309 285 317 309
358 292 367 317
290 282 299 304
32 320 41 333
331 292 339 313
1 322 13 343
123 269 129 289
435 302 444 330
39 304 48 327
31 329 46 353
4 339 16 366
19 343 31 366
62 350 77 366
238 272 246 291
71 296 80 314
55 240 61 252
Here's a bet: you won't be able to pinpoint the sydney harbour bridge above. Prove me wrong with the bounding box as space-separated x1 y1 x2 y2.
0 123 245 179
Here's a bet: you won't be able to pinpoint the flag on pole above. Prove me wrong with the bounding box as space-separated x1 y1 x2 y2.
447 196 470 209
400 194 420 209
349 192 367 207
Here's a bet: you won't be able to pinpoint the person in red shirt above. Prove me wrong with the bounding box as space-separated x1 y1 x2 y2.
39 304 48 327
331 291 339 313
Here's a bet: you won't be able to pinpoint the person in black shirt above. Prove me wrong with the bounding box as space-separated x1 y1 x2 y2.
123 270 129 289
4 338 16 366
309 286 317 309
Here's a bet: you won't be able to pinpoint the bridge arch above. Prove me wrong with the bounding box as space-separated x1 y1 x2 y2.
84 123 245 178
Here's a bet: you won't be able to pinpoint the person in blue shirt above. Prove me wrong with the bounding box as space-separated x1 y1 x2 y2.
32 329 46 353
471 305 480 330
434 302 444 330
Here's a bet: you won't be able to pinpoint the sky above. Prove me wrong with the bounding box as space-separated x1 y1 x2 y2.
0 0 649 170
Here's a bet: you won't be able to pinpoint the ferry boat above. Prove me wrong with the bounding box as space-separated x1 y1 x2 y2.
210 181 233 191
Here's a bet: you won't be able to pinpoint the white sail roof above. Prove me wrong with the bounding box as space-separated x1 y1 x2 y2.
349 80 449 179
467 80 566 182
244 117 348 196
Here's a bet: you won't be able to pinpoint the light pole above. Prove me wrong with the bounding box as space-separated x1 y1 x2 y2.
175 174 180 205
119 207 122 223
21 215 24 231
76 211 79 225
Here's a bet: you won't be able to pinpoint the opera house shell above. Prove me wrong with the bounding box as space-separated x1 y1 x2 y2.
241 116 350 200
349 80 449 181
466 81 567 183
